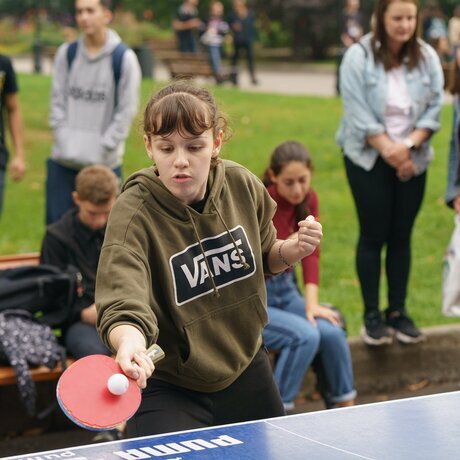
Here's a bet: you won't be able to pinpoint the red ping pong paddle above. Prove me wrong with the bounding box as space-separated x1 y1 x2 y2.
56 344 165 431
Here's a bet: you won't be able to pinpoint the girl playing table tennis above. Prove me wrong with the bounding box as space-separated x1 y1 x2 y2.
96 81 322 436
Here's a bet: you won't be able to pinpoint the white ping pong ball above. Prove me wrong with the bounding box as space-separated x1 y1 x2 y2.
107 373 129 395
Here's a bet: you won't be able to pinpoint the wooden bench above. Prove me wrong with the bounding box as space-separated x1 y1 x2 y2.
0 252 40 269
147 37 179 60
0 252 75 387
147 38 211 77
164 54 214 79
163 53 233 84
0 361 74 386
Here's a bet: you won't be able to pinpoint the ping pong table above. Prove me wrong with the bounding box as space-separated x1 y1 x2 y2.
6 391 460 460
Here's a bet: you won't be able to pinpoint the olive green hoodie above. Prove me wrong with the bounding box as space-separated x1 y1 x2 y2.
96 159 277 392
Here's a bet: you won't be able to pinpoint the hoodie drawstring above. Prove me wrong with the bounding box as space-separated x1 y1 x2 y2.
185 207 220 298
211 197 250 271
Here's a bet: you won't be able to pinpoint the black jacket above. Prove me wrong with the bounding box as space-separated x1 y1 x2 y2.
40 208 105 326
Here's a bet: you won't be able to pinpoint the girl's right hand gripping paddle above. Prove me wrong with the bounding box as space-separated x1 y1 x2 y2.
56 344 165 431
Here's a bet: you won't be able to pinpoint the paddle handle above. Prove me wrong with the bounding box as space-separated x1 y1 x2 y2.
145 343 165 364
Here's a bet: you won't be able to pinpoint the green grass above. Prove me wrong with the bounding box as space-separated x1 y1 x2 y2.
1 73 457 336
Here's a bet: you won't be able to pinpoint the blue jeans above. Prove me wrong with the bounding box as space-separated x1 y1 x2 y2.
207 45 222 75
263 271 356 405
65 322 111 359
0 168 5 217
45 159 122 225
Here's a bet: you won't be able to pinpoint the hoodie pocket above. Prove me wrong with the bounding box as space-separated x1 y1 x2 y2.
55 127 105 166
178 293 267 384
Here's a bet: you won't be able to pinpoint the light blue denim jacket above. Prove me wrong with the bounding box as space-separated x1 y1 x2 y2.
336 34 444 174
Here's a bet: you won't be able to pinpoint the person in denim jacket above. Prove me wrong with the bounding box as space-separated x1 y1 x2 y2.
445 49 460 212
446 98 460 211
336 0 444 346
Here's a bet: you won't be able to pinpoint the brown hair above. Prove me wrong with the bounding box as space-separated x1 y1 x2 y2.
262 140 314 222
143 81 229 166
75 1 112 12
99 0 112 9
75 165 119 204
371 0 423 70
76 0 112 9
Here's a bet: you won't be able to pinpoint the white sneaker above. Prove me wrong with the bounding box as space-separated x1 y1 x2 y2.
283 401 295 411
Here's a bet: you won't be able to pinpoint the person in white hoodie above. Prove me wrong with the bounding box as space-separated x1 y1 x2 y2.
46 0 141 224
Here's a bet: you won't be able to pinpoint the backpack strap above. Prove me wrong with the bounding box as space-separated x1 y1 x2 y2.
112 42 128 89
66 40 79 70
66 40 128 108
111 42 128 107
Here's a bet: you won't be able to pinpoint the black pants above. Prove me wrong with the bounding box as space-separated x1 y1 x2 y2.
127 347 285 437
344 156 426 316
231 42 256 81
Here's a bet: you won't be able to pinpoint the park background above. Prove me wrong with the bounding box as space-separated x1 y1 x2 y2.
0 0 458 338
2 0 460 58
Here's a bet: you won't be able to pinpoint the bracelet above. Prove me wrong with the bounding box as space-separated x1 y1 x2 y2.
278 240 293 268
403 137 416 152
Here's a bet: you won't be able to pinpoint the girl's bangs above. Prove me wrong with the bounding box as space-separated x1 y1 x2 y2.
150 94 212 138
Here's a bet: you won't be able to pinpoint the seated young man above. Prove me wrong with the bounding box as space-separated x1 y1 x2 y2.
40 164 118 359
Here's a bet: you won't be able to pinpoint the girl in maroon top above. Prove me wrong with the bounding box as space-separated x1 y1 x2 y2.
262 140 356 411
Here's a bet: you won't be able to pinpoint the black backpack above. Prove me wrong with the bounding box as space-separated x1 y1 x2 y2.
0 264 82 327
66 40 128 108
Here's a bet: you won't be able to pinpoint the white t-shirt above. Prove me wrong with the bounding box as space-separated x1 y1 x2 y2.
384 66 412 143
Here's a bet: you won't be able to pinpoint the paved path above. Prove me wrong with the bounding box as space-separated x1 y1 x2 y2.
12 55 338 97
13 55 453 103
213 62 338 97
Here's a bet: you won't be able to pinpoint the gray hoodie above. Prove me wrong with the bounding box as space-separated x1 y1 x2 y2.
49 29 141 169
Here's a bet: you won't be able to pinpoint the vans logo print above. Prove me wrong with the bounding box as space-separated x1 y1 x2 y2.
170 226 255 306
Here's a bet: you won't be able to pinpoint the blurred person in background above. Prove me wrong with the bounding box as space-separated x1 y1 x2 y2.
0 54 25 217
422 0 449 58
228 0 258 85
448 6 460 52
200 1 229 83
445 47 460 212
46 0 141 225
336 0 364 94
173 0 202 53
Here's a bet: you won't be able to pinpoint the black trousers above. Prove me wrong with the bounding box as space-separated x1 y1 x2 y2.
231 42 256 80
127 347 285 437
344 156 426 315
